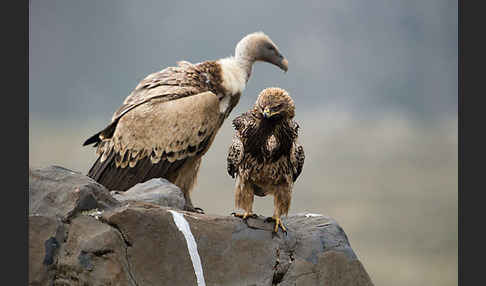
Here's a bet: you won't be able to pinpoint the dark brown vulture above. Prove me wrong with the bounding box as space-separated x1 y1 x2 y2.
227 87 305 233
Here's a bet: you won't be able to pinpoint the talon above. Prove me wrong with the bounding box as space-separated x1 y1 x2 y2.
265 217 275 223
184 205 205 214
273 217 287 233
232 212 254 220
231 212 242 218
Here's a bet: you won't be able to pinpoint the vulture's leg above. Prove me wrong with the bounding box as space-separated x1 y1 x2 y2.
268 188 291 234
232 180 255 220
177 157 204 213
231 212 258 220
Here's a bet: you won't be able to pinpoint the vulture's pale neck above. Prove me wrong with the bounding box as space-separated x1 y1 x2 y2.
217 38 261 96
234 55 254 80
234 41 257 79
217 53 256 97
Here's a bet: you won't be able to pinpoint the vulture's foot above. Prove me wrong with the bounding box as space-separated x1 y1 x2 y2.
184 205 205 214
231 212 257 220
265 216 287 235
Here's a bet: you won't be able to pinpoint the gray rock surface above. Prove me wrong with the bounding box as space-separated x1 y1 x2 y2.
29 165 374 286
29 165 120 222
29 215 66 285
110 178 186 210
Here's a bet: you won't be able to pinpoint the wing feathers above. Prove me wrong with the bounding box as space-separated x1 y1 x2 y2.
292 143 305 182
87 91 221 192
111 91 220 163
84 60 227 192
87 151 187 192
83 121 118 147
227 136 244 178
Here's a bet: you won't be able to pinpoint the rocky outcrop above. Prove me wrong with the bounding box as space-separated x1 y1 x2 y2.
110 178 186 210
29 166 374 286
29 165 120 222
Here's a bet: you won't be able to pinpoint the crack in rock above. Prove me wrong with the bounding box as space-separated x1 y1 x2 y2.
49 221 72 285
98 217 139 286
43 237 60 265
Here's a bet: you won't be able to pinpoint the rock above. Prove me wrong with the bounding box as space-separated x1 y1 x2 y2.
110 178 186 210
55 215 135 285
29 215 66 285
29 165 374 286
29 165 120 222
100 204 374 286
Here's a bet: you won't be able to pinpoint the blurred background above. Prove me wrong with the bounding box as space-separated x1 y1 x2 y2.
29 1 457 285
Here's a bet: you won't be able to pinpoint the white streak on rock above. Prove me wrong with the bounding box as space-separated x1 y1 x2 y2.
169 210 206 286
305 213 323 218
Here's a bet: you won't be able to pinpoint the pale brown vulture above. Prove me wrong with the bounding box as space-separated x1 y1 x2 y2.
83 32 288 213
227 87 305 233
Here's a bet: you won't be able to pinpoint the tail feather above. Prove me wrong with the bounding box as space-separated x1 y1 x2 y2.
83 121 118 147
87 149 187 192
83 132 102 146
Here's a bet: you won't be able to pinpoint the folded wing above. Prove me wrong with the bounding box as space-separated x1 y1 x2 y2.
87 90 221 191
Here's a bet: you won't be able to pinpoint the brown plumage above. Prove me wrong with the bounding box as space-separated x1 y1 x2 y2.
83 32 289 213
227 87 305 233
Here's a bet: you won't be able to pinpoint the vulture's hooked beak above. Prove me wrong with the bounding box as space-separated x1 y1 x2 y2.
279 58 289 72
271 50 288 72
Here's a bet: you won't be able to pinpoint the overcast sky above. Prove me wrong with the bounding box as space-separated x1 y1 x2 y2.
29 0 457 124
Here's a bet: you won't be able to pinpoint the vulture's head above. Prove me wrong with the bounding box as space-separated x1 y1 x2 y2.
235 32 288 72
255 87 295 121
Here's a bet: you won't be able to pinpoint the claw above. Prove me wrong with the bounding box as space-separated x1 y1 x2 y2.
184 205 205 214
231 212 255 220
273 217 287 234
264 216 275 223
